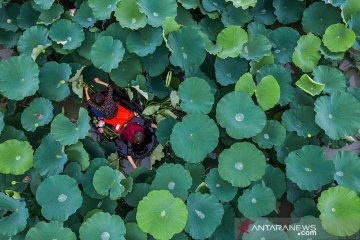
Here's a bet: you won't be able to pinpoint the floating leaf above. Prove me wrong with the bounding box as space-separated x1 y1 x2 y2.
21 97 53 132
295 74 325 96
88 0 116 20
37 3 64 25
226 0 257 9
291 198 319 218
323 23 356 53
17 26 50 56
73 2 97 28
215 57 248 86
81 158 109 199
125 223 147 240
269 27 300 64
125 183 152 207
262 165 286 199
25 221 76 240
333 151 360 193
126 26 163 57
216 26 248 58
114 0 147 30
252 120 286 149
16 1 40 29
93 166 125 200
241 34 272 61
312 65 347 94
49 19 85 50
110 57 142 87
255 75 280 111
137 0 177 27
250 0 276 25
0 140 33 175
141 45 170 77
33 0 54 10
235 72 256 95
273 0 305 24
205 168 237 202
65 142 90 171
292 33 321 73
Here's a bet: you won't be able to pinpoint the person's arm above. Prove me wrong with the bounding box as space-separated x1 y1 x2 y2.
126 142 137 169
95 78 113 99
127 155 137 169
85 86 90 101
94 77 109 87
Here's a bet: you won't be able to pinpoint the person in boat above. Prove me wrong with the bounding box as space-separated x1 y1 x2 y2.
85 78 157 169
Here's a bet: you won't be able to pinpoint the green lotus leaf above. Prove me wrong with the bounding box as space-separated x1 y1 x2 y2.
126 25 163 57
36 175 82 221
90 36 125 73
302 2 342 36
151 163 192 200
199 17 223 42
235 72 256 95
50 108 90 146
275 132 307 164
79 212 126 240
25 221 76 240
221 4 253 27
79 194 116 216
137 190 188 240
323 23 356 53
168 27 206 72
141 45 169 77
226 0 256 9
273 0 305 24
0 112 3 134
178 77 214 114
49 19 85 50
250 0 276 25
0 192 28 236
243 219 288 240
0 140 33 175
93 166 125 200
155 118 176 145
81 158 109 199
261 165 286 199
37 3 64 25
184 193 224 239
314 91 360 140
16 1 40 29
269 27 300 64
312 65 347 94
88 0 116 20
76 30 98 60
33 0 54 10
209 204 236 240
317 186 360 237
241 34 272 61
333 151 360 193
65 142 90 171
185 163 205 192
114 0 147 30
252 120 286 149
282 106 321 138
255 75 280 111
291 198 320 218
0 3 19 32
21 97 53 132
218 142 266 188
0 56 39 100
137 0 177 27
63 162 83 183
170 113 219 163
202 0 227 12
349 12 360 50
0 126 27 144
292 33 321 73
215 57 248 86
0 29 21 49
38 61 72 101
110 56 142 87
125 223 147 240
285 145 334 191
33 134 67 177
216 26 248 58
17 26 50 57
341 0 360 23
238 184 276 220
216 91 266 139
73 2 97 28
205 168 237 202
295 74 325 96
125 183 152 207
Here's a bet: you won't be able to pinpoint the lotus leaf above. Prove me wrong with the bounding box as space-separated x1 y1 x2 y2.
235 72 256 94
0 140 33 175
49 19 84 50
295 74 325 96
21 97 53 132
312 65 347 94
73 2 97 28
269 27 300 64
16 2 40 29
114 0 147 30
333 151 360 193
205 168 237 202
17 26 50 56
216 26 248 58
273 0 305 24
292 33 322 72
137 0 177 27
25 221 76 240
110 57 143 87
126 26 163 57
241 34 272 61
93 166 125 200
141 45 170 77
252 120 286 149
88 0 116 20
37 3 63 25
215 57 248 86
221 4 253 27
255 75 280 110
323 23 356 53
250 0 276 25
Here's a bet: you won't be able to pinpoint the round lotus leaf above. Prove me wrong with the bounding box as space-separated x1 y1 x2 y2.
255 75 280 111
37 4 64 26
185 163 205 192
332 151 360 193
302 2 342 36
0 192 28 236
39 61 72 101
221 4 253 27
73 2 97 28
285 145 334 191
141 45 169 77
126 26 163 57
65 142 90 171
170 113 219 163
33 0 54 10
79 212 126 240
114 0 147 30
349 13 360 50
202 0 226 12
215 57 248 86
238 184 276 220
242 219 288 240
177 77 214 114
235 72 256 95
317 186 360 237
185 193 224 239
216 91 266 139
90 36 125 73
275 132 308 164
137 0 177 27
125 223 147 240
49 19 84 50
125 183 152 207
63 162 83 183
81 158 109 199
151 163 192 200
314 91 360 140
50 108 90 146
0 140 33 175
36 175 82 221
341 0 360 23
208 204 236 240
199 17 223 42
282 105 321 138
291 198 320 218
323 23 356 53
269 27 300 64
93 166 125 200
312 65 347 94
156 118 177 145
33 134 67 177
252 120 286 149
205 168 237 202
261 165 286 199
250 0 276 25
227 0 256 9
241 34 272 61
168 27 206 72
0 126 27 144
88 0 116 20
25 221 76 240
17 26 50 56
292 33 321 73
16 1 40 29
21 97 53 132
110 57 142 87
0 3 20 32
137 190 188 240
76 30 98 60
273 0 305 24
296 73 325 96
257 64 295 106
0 55 39 100
216 26 248 59
218 142 266 188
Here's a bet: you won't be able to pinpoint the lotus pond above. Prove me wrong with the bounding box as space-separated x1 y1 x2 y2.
0 0 360 239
